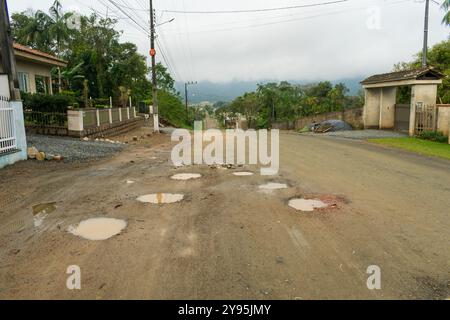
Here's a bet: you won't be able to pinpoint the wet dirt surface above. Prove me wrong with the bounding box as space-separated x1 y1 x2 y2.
0 129 449 299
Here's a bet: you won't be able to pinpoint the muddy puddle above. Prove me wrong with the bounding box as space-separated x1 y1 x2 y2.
68 218 127 241
171 173 202 181
32 202 56 215
137 193 184 204
288 199 328 212
32 202 57 227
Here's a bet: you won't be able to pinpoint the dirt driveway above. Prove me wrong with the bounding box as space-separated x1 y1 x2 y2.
0 130 449 300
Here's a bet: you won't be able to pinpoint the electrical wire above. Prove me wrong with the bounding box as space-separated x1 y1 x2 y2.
163 0 350 14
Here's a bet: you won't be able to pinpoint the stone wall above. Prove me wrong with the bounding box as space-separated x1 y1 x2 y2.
272 108 363 130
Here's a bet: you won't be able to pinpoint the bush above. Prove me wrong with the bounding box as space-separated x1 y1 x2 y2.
418 131 448 143
22 92 75 113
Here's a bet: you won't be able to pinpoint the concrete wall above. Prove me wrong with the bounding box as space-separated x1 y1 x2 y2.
363 88 381 128
272 108 363 130
437 105 450 136
409 84 439 136
0 101 28 169
67 108 140 138
379 87 397 129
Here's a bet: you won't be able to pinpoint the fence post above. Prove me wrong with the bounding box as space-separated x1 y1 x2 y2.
118 107 122 122
133 107 136 118
108 108 112 124
110 96 113 108
127 107 130 120
68 110 84 136
96 109 100 127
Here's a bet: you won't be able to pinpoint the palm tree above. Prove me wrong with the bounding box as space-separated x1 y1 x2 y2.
48 0 73 92
443 0 450 26
13 10 52 52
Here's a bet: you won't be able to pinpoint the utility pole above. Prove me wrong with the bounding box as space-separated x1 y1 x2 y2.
149 0 159 133
184 81 197 122
422 0 430 67
0 0 20 100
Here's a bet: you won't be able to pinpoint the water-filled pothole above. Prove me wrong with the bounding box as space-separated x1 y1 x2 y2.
32 202 57 227
259 183 288 190
233 172 254 176
68 218 127 241
171 173 202 181
137 193 184 204
288 199 328 212
126 180 135 184
32 202 56 215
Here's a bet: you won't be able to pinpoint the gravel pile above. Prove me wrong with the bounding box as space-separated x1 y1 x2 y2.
322 130 408 140
27 134 126 162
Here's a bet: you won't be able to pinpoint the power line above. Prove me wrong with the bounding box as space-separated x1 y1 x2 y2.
163 0 350 14
161 0 412 36
106 0 150 35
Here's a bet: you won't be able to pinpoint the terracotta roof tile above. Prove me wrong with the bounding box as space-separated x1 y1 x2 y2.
13 42 68 65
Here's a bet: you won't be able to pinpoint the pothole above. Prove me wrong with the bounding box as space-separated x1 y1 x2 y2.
170 173 202 181
126 180 135 184
32 202 56 215
68 218 127 241
233 172 254 176
259 183 288 190
288 199 328 212
32 202 57 228
137 193 184 204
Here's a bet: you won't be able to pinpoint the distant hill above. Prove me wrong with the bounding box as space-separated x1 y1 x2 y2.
175 78 364 104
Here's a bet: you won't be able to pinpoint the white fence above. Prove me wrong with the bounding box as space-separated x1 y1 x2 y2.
0 96 17 154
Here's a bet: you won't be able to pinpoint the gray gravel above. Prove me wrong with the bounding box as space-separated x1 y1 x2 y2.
314 130 408 140
27 134 126 162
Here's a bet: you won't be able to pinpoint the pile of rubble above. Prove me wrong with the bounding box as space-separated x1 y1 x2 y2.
27 146 63 162
81 137 124 144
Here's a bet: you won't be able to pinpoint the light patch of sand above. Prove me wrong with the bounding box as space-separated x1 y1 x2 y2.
233 172 254 176
171 173 202 181
259 183 288 190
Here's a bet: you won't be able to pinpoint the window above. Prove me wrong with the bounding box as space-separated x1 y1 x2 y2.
35 75 49 94
18 72 30 93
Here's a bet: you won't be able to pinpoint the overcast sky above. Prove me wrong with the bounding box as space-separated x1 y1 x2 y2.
8 0 450 83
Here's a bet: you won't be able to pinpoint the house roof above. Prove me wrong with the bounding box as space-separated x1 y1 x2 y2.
12 43 68 67
361 67 445 85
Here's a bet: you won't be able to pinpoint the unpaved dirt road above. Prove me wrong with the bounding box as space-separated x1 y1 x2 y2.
0 129 449 300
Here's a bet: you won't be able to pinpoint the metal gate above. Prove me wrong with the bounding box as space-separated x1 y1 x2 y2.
0 96 17 154
415 103 437 134
395 104 410 131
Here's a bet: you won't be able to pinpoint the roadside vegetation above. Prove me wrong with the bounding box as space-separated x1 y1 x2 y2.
11 0 191 128
370 137 450 160
214 81 364 129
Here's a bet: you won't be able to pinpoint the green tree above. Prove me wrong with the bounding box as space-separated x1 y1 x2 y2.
394 40 450 103
442 0 450 25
